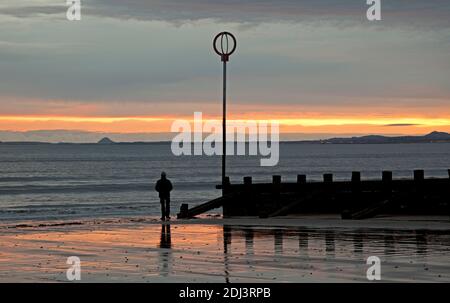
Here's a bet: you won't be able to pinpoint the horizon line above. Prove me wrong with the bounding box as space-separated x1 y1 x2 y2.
0 130 448 144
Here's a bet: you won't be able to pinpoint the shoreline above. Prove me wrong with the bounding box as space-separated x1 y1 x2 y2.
2 214 449 231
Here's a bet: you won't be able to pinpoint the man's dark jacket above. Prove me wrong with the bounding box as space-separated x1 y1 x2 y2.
155 178 173 199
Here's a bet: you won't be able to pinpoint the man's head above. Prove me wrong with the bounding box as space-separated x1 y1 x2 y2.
161 171 166 178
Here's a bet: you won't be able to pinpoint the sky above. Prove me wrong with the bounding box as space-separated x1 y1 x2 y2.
1 0 450 142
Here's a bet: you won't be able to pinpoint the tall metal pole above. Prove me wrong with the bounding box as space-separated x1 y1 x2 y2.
222 60 227 195
213 32 236 196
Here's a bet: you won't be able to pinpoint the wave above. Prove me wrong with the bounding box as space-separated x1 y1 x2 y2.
1 216 163 230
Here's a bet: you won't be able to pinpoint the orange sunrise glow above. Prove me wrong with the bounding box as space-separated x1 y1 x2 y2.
1 113 449 135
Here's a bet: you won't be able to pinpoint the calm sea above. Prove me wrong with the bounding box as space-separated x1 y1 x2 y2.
0 143 449 223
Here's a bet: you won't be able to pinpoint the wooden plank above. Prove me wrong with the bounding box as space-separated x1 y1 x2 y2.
266 192 319 218
177 194 236 219
346 199 390 220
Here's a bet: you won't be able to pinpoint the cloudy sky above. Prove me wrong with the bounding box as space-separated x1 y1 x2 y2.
1 0 450 141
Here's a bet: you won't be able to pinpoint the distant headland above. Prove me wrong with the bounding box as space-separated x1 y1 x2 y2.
303 131 450 144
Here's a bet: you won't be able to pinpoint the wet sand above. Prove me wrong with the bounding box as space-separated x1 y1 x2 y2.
0 215 449 282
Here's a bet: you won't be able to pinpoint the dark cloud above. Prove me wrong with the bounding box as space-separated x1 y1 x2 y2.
89 0 450 29
1 1 450 28
1 1 449 110
88 0 363 22
384 124 421 127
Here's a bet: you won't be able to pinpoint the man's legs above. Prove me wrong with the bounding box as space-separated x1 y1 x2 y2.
165 197 171 219
160 198 166 220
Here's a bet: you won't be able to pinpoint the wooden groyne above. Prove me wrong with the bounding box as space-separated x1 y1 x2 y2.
177 169 450 220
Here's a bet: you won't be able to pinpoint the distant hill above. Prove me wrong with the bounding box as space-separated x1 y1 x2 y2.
313 131 450 144
97 137 115 144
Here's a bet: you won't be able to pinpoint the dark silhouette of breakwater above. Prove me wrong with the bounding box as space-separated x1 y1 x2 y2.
178 169 450 219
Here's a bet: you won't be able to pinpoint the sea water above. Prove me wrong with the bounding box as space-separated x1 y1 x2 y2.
0 142 449 223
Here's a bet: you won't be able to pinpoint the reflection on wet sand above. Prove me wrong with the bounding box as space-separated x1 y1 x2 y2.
384 230 395 256
353 233 364 255
158 224 172 276
325 231 335 257
245 229 254 256
219 225 449 282
221 225 443 258
274 229 283 255
223 225 231 283
1 221 448 282
416 230 428 256
298 230 308 255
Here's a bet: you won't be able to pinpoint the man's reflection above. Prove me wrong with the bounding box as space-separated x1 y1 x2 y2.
159 224 171 249
158 224 172 276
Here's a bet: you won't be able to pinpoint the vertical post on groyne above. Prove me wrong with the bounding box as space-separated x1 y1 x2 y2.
243 176 253 212
413 170 425 203
351 171 361 193
272 175 282 209
382 171 392 182
352 171 361 182
323 174 334 207
273 175 281 185
180 204 189 218
223 176 231 195
348 171 362 212
414 170 424 182
382 171 393 194
324 174 333 183
244 176 252 186
272 175 281 194
297 174 306 184
244 176 252 193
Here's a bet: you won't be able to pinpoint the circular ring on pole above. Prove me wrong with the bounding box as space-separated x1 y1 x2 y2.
213 32 237 62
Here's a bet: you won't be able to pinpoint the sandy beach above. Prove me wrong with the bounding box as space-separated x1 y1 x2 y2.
0 215 449 283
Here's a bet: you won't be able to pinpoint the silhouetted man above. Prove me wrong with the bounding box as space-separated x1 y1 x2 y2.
155 171 173 220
